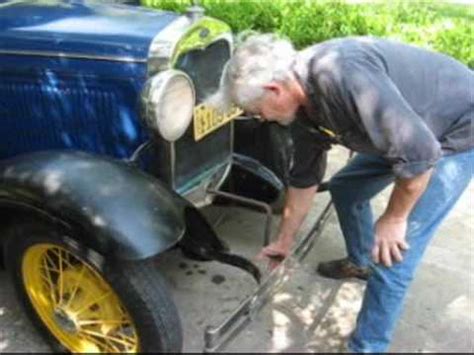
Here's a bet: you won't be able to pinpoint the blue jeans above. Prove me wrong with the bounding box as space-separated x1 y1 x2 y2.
328 149 473 353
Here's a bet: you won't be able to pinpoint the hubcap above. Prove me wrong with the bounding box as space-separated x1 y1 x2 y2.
53 309 77 334
22 244 139 353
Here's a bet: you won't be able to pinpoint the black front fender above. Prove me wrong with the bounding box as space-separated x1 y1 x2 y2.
0 151 185 260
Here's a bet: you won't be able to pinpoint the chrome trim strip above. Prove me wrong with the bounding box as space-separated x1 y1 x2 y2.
0 49 146 63
147 15 234 75
170 141 177 191
213 157 232 192
179 161 231 208
171 32 233 66
148 15 192 74
229 117 235 160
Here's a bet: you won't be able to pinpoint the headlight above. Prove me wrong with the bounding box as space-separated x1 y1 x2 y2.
141 70 195 142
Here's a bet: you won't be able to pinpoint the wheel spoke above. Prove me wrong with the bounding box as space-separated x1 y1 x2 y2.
116 305 127 319
116 331 138 347
64 265 86 309
57 248 65 305
80 332 119 352
49 247 75 270
39 273 57 302
104 338 122 353
44 252 60 273
75 291 112 315
80 329 136 349
61 249 76 269
40 257 58 306
78 319 130 327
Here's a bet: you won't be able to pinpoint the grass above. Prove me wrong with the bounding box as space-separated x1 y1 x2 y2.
141 0 473 68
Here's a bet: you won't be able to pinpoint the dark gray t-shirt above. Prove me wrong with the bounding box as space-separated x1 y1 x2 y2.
289 36 473 188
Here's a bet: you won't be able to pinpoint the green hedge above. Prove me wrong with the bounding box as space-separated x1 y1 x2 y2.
141 0 473 68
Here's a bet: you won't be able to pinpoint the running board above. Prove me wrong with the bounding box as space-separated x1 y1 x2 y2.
203 201 334 353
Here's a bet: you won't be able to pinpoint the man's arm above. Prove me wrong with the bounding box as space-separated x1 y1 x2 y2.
257 118 328 266
373 169 433 267
345 60 442 267
257 185 318 265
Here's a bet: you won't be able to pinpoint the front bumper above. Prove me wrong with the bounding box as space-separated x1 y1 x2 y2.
203 200 334 353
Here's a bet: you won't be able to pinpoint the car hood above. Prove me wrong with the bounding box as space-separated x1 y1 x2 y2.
0 0 179 62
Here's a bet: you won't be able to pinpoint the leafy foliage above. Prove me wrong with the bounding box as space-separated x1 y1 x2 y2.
141 0 473 68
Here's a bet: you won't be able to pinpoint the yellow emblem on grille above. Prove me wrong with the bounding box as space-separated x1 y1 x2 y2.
193 104 242 141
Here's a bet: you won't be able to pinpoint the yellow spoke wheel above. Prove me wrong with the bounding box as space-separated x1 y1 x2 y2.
22 244 139 353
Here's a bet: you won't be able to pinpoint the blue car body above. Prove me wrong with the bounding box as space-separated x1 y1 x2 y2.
0 0 176 160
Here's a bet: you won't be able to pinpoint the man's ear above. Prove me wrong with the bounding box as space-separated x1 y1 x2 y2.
263 83 281 97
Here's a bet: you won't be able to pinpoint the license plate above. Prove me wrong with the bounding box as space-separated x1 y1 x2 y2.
193 104 242 141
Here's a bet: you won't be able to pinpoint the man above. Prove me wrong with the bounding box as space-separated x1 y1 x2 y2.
208 34 473 352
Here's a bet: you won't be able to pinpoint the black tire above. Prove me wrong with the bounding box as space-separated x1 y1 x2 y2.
3 221 183 353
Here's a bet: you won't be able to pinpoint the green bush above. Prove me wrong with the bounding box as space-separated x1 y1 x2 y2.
141 0 473 68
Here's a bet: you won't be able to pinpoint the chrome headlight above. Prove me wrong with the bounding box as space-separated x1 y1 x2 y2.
141 70 195 142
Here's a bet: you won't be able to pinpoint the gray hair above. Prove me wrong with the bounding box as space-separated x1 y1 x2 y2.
206 33 297 113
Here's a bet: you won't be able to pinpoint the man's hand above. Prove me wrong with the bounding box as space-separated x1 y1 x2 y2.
255 185 318 271
256 239 292 270
372 169 432 267
372 215 410 267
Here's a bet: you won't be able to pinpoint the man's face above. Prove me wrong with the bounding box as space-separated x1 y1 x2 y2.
246 82 300 126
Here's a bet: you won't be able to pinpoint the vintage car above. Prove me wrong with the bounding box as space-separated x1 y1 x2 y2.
0 0 331 353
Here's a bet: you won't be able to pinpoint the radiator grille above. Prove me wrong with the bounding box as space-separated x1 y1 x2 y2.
173 39 232 189
0 78 145 160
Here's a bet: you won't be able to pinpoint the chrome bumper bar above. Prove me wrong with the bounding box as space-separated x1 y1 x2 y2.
203 200 334 353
